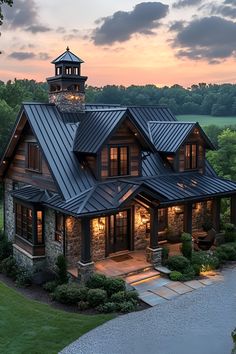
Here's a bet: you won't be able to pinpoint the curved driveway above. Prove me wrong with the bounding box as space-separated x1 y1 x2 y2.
61 267 236 354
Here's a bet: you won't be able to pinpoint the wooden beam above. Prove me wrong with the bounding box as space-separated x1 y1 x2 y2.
150 207 158 249
80 217 91 263
183 204 192 234
212 198 221 233
231 196 236 226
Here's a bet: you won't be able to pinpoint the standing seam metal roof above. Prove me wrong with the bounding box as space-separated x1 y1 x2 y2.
52 50 84 64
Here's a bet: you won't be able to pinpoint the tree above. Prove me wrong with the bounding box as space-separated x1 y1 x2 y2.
0 0 12 24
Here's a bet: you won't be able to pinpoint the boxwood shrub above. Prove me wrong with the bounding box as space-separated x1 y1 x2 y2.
191 251 220 272
167 255 190 272
86 273 107 289
53 284 88 304
169 271 183 281
87 288 107 308
104 277 126 296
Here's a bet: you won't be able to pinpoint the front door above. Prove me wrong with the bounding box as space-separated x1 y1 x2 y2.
108 210 130 254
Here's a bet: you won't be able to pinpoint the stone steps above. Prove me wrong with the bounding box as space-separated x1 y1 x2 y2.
124 269 160 285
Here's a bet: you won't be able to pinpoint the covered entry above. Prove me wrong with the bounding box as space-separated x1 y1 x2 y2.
107 210 131 255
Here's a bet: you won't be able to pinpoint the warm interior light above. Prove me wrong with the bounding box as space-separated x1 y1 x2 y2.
141 213 149 224
173 206 183 214
98 217 105 231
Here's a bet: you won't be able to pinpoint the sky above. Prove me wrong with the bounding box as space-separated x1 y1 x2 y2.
1 0 236 87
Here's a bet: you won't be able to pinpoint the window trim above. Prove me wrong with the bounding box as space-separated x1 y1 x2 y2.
108 145 130 177
185 143 198 170
26 142 42 173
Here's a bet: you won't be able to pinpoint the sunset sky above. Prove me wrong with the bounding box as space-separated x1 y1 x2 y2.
1 0 236 87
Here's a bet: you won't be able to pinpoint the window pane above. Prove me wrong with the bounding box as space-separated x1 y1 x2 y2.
16 204 34 242
110 147 118 177
192 144 197 169
37 211 43 244
185 144 191 169
119 147 128 175
28 143 41 172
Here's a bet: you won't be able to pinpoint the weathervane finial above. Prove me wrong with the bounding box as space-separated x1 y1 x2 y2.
66 46 70 51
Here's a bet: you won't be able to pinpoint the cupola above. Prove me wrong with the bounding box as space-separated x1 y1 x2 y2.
47 47 88 113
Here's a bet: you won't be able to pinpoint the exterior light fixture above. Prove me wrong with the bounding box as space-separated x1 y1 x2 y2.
173 206 183 214
98 218 105 231
141 214 149 225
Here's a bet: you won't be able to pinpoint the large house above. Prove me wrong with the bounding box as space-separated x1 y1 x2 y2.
1 48 236 282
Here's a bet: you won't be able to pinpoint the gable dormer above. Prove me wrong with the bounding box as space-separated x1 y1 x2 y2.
73 109 155 180
148 121 214 173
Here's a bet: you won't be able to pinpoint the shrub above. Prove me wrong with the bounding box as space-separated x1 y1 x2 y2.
86 273 107 289
118 301 137 313
78 300 90 311
104 277 126 297
97 302 117 313
111 290 139 305
181 266 195 281
0 233 12 261
55 255 68 284
125 290 139 304
162 247 169 264
225 231 236 243
169 271 183 281
110 291 126 303
43 280 59 293
191 251 220 272
180 233 192 259
53 283 86 304
166 255 190 272
87 289 107 308
215 244 236 262
0 256 18 279
202 220 213 232
15 268 32 287
224 223 235 232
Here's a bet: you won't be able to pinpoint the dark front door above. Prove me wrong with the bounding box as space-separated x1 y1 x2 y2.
108 210 130 254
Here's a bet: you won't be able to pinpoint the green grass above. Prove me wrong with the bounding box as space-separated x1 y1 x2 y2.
177 115 236 127
0 282 113 354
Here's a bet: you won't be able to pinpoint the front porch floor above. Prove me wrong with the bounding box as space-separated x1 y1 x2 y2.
95 251 151 277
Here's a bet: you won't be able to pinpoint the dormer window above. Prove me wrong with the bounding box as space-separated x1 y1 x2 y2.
65 67 72 75
27 143 42 173
109 146 129 177
185 143 197 170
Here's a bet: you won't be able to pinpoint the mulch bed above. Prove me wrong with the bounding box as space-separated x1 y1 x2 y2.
0 273 149 314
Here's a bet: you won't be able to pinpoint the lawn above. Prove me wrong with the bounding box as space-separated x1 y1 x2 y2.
0 282 113 354
177 115 236 127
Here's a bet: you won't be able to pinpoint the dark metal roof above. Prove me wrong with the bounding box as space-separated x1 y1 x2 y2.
45 180 141 216
52 49 84 64
11 185 51 203
142 152 170 177
86 104 121 109
144 173 236 204
23 103 95 200
73 109 127 153
148 121 214 153
205 161 218 177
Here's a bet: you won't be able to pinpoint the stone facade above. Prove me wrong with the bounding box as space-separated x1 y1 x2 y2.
44 208 63 270
134 204 150 250
66 216 81 267
91 218 106 261
78 261 94 284
146 247 162 266
13 244 45 270
4 178 15 241
49 91 85 113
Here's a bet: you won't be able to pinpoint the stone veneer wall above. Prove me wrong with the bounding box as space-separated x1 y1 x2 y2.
134 204 150 250
44 208 63 270
168 207 184 238
4 178 15 241
65 216 81 267
91 218 106 262
13 245 45 269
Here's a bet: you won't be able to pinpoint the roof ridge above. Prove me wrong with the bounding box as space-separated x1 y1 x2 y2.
148 121 196 124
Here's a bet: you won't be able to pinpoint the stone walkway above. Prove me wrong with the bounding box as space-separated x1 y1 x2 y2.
131 272 224 306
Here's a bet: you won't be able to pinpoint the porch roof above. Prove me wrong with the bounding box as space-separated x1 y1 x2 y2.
11 185 51 203
144 173 236 205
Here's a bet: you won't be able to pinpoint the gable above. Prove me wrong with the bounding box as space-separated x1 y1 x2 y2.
4 120 58 192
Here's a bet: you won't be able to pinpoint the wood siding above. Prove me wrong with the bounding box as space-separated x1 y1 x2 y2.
6 123 57 192
177 128 205 173
100 122 141 179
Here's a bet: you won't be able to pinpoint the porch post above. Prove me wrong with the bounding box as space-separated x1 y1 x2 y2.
212 198 221 233
78 217 94 283
146 207 162 267
183 204 192 234
231 195 236 226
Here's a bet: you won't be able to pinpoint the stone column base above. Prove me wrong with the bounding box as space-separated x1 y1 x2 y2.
146 247 162 267
78 261 94 284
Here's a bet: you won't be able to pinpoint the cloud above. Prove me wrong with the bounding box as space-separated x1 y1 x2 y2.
173 0 202 9
8 51 50 61
173 16 236 62
8 52 36 60
210 3 236 19
224 0 236 5
92 2 169 45
2 0 50 33
169 21 185 32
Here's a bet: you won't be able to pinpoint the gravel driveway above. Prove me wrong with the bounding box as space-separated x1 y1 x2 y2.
61 267 236 354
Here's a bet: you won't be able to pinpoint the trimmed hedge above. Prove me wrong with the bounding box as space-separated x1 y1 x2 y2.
87 289 107 308
53 284 88 304
167 255 190 272
169 271 183 281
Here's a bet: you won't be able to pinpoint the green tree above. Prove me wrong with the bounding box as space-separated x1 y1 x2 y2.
0 0 13 25
207 129 236 181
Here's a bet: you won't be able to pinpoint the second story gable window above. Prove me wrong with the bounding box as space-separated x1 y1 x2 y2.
185 143 197 170
27 143 42 173
109 146 129 177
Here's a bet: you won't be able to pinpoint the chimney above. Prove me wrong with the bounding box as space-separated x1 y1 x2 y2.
47 47 88 113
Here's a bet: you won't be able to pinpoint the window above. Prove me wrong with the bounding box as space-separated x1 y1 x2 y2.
109 146 129 177
27 143 42 172
15 204 43 244
185 143 197 170
65 67 72 75
56 66 62 75
73 67 79 75
55 212 64 242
